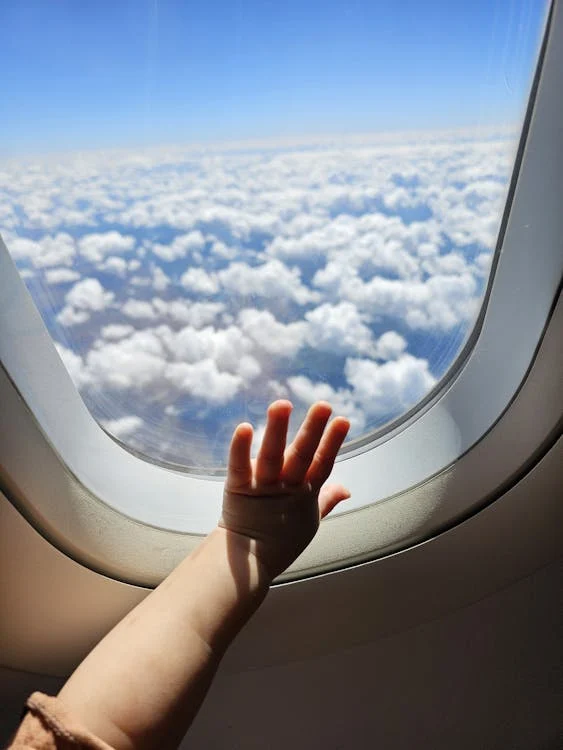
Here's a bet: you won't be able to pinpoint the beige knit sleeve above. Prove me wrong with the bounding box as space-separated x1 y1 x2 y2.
7 692 115 749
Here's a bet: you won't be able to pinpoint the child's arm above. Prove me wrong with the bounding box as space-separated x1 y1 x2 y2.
55 400 350 750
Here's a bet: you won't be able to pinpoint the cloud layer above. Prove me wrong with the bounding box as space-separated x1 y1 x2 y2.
2 129 516 468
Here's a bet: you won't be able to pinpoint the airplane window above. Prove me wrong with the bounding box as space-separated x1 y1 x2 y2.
1 0 548 472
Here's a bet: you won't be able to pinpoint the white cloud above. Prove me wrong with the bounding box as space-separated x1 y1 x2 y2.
55 344 91 387
288 350 436 436
122 299 156 320
304 302 376 356
101 415 144 438
475 251 493 277
81 321 260 400
57 306 90 326
374 331 407 360
266 219 354 260
101 256 128 276
101 323 135 340
66 278 115 311
6 237 39 262
152 231 206 261
152 298 224 327
209 239 237 259
45 267 80 285
331 271 479 332
237 354 262 382
180 267 219 296
218 259 319 305
165 359 242 403
151 265 170 291
267 379 290 400
41 234 76 267
344 354 436 418
238 309 307 357
57 277 114 327
168 324 255 376
130 275 151 287
9 233 76 267
422 252 469 277
79 231 135 263
86 329 167 389
287 375 366 435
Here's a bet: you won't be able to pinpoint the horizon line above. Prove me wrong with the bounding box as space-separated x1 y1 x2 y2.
2 122 520 163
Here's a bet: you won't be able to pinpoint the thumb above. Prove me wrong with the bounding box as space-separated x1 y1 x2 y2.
318 484 351 519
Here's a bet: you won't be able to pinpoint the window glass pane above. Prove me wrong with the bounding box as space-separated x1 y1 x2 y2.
1 0 548 470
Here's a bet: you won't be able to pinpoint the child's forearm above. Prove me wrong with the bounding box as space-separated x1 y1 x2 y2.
58 527 272 750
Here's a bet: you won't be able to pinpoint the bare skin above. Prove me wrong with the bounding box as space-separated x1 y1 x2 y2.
57 400 350 750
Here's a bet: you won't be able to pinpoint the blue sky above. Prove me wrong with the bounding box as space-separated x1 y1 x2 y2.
1 0 547 154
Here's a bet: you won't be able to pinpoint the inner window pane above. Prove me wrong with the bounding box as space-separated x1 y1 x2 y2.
1 0 548 470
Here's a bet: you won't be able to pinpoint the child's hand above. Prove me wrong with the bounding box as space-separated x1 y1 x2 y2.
219 400 350 580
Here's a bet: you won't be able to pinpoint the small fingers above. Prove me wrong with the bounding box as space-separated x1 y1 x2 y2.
306 416 350 490
255 400 293 485
281 401 333 485
226 422 253 490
